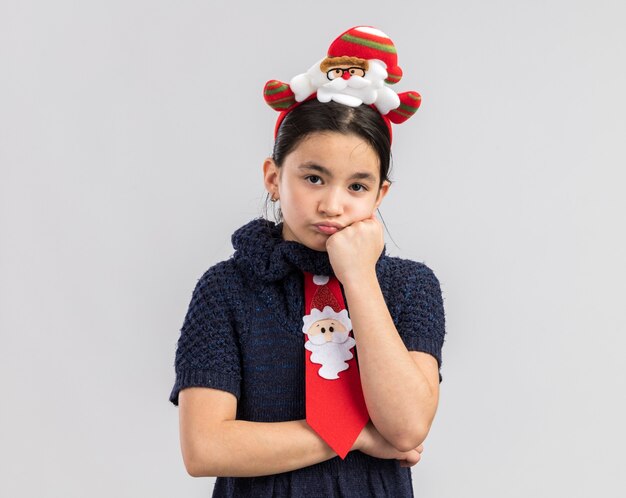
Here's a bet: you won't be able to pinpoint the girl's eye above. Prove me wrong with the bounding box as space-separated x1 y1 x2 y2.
350 183 367 192
305 175 322 184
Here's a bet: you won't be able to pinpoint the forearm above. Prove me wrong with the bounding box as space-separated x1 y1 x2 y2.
343 271 437 450
185 418 337 477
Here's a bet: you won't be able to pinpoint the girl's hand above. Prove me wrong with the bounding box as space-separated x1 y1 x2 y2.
325 213 384 285
352 422 424 468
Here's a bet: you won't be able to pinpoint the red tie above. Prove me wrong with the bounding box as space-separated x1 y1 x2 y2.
302 271 369 459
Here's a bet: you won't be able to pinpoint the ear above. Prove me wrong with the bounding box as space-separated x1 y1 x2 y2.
263 158 281 198
374 180 391 210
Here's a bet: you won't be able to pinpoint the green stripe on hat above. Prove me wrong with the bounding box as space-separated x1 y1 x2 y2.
271 101 294 110
268 95 296 109
264 84 290 96
341 34 397 54
270 95 296 104
398 102 419 113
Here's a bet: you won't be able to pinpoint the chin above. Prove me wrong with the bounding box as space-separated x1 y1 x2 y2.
283 221 330 252
298 229 329 252
308 239 328 252
297 232 327 252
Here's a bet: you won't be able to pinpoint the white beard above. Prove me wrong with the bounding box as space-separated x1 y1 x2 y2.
290 59 400 115
305 335 356 380
316 76 377 106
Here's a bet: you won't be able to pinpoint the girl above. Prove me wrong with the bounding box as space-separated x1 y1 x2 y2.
169 26 446 498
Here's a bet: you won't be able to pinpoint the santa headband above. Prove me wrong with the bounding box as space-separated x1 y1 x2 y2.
263 26 422 144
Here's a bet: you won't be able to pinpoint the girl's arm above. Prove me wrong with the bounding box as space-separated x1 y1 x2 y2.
326 216 442 452
341 272 441 452
178 387 422 477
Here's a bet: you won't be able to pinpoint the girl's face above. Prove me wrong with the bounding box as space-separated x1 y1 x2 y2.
263 131 390 252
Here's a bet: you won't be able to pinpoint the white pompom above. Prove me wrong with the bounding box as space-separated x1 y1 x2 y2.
312 275 330 285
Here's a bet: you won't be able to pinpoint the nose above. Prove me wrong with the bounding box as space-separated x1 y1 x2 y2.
318 188 344 217
341 71 351 80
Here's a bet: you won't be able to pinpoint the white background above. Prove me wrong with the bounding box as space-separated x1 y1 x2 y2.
1 1 625 496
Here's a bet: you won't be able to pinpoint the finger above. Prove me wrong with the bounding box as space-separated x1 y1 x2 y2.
416 443 424 454
398 457 419 468
398 449 421 468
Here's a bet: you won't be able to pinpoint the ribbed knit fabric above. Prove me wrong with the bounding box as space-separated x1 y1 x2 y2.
169 217 446 498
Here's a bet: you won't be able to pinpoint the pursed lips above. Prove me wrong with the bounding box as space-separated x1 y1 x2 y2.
314 223 343 234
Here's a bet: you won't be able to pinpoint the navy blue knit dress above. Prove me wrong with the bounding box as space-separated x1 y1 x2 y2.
169 217 446 497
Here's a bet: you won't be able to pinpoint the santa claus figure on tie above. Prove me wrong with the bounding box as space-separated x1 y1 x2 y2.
302 306 355 380
302 275 356 380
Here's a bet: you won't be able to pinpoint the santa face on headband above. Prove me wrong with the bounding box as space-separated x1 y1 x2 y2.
263 26 422 127
290 55 401 116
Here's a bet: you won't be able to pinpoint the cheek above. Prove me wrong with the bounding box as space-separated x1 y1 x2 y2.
353 194 379 216
281 182 312 214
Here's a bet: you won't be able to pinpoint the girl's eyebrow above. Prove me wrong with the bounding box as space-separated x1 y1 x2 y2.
298 162 377 183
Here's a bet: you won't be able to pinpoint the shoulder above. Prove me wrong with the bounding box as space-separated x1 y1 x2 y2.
188 257 247 315
379 255 446 372
379 254 443 296
194 258 240 291
378 254 446 333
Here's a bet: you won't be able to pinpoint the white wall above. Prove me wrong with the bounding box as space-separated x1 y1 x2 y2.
1 0 624 496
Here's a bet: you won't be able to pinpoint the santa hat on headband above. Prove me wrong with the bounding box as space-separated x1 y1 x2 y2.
263 26 421 142
327 26 403 85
